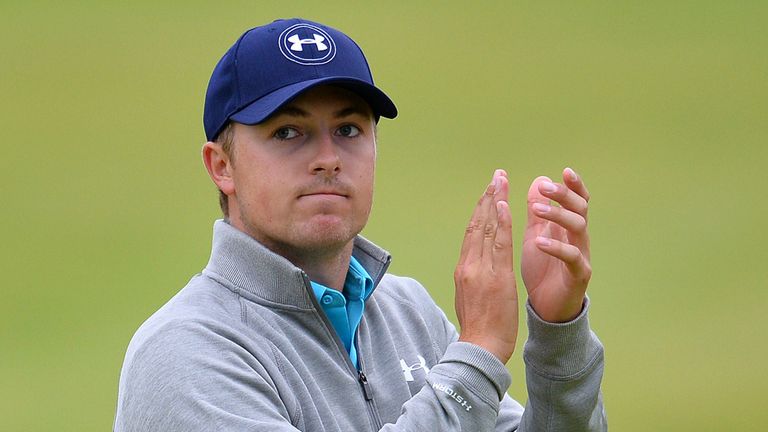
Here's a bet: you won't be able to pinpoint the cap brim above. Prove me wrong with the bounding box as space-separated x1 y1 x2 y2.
230 77 397 126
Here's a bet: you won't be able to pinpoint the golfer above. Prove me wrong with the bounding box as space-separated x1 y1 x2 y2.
115 18 606 431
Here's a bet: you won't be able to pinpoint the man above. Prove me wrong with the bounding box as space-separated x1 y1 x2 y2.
114 18 605 431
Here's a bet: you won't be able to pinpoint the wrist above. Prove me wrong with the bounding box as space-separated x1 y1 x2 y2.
458 334 516 364
529 295 585 323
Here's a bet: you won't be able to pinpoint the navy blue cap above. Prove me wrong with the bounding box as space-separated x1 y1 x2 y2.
203 19 398 141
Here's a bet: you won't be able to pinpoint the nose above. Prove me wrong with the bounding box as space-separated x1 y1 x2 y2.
309 132 341 176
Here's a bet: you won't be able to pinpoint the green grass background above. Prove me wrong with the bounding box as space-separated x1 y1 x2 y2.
2 1 766 430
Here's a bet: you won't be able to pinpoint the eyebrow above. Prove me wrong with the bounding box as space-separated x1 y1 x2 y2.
333 105 373 119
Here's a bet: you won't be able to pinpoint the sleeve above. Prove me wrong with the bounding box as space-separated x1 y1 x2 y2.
387 280 605 432
514 298 607 432
379 341 517 431
113 319 303 432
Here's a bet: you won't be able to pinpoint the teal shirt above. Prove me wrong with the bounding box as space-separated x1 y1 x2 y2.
309 256 374 368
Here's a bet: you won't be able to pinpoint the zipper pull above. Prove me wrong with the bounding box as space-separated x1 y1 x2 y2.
358 371 373 401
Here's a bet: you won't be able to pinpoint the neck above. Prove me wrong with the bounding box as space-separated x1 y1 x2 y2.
226 214 355 291
282 242 353 292
236 227 353 292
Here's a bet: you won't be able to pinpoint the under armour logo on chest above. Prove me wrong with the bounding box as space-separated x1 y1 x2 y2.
287 33 328 52
400 355 430 382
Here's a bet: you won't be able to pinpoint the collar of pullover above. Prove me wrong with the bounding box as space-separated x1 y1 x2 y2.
202 220 391 309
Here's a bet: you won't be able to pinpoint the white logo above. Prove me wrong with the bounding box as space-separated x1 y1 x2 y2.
432 382 472 412
287 34 328 52
400 355 430 382
279 24 336 65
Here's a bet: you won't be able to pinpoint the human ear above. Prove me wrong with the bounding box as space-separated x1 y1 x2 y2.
202 142 235 195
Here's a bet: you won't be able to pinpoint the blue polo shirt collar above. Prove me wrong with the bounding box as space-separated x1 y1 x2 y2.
309 256 374 368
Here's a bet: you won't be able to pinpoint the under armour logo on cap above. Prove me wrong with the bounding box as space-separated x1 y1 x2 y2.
288 34 328 52
279 23 336 65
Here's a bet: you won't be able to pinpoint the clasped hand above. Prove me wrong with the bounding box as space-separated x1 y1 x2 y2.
454 168 592 364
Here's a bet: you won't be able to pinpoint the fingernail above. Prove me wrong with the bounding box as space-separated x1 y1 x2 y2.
541 182 557 193
532 203 550 213
535 236 552 247
565 167 578 181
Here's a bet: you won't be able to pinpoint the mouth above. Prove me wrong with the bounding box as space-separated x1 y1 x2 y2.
298 183 351 199
298 191 349 199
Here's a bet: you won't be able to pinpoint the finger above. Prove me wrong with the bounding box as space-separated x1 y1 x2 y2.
563 167 590 204
531 203 590 258
459 181 494 265
492 200 514 272
459 174 498 265
534 236 592 283
530 203 587 239
494 168 509 200
537 179 588 219
482 173 508 264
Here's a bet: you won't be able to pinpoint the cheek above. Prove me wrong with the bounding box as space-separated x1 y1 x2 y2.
357 171 376 210
232 152 277 196
362 154 376 198
235 171 277 214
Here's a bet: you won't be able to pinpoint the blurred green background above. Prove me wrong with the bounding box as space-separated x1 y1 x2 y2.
2 1 766 430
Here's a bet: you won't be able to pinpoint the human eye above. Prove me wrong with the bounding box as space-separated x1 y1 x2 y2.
336 124 360 138
273 126 300 140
